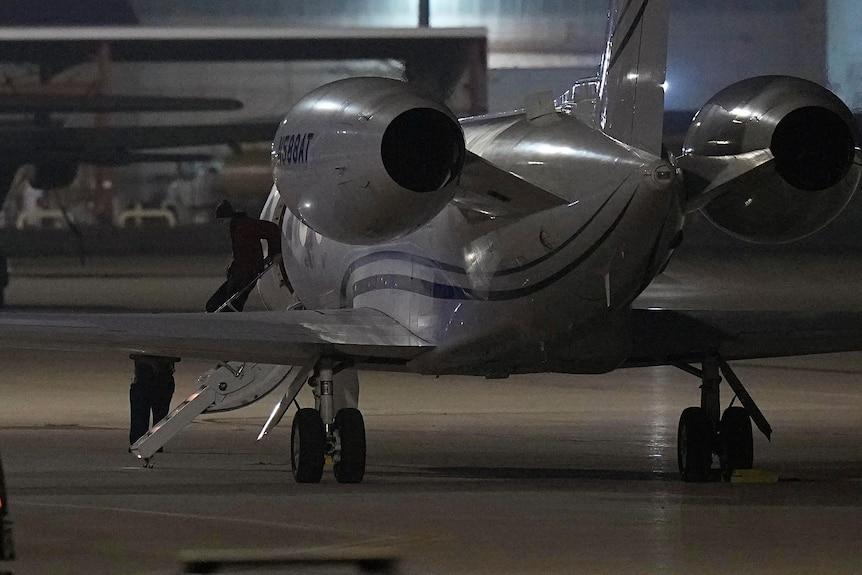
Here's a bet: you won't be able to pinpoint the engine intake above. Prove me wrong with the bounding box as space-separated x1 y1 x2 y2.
273 77 465 245
382 107 463 194
770 105 856 192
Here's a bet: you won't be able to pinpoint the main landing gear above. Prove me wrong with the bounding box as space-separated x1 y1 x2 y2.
674 356 772 482
290 358 366 484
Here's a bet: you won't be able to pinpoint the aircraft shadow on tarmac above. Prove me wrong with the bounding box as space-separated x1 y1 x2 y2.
418 466 679 482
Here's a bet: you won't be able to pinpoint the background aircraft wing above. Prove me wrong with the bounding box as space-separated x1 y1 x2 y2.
0 308 431 365
0 121 277 165
0 94 244 113
0 25 488 196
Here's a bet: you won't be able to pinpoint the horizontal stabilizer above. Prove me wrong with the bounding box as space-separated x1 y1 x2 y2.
452 151 568 218
676 149 774 211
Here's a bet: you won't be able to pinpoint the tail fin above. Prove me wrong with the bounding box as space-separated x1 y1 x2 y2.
596 0 669 156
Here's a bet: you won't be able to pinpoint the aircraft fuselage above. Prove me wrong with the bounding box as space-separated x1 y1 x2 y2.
260 111 683 376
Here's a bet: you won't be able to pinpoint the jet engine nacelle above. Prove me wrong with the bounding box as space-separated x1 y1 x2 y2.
272 77 466 245
679 76 861 243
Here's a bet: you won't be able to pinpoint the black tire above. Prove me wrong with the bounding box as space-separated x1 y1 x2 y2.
678 406 713 482
291 408 325 483
720 406 754 481
333 408 366 484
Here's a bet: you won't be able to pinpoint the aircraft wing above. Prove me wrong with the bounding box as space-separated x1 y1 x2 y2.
626 309 862 367
628 248 862 366
0 308 431 365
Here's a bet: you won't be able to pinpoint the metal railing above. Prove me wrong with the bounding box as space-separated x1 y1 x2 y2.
212 257 277 313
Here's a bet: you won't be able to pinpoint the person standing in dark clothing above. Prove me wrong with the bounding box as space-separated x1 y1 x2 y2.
0 249 7 309
129 355 178 447
206 200 282 312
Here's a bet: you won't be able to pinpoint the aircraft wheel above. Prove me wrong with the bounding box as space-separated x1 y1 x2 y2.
678 407 712 482
720 406 753 481
333 408 366 484
291 408 325 483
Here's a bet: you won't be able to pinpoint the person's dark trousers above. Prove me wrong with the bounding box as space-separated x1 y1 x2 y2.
129 384 151 445
205 270 257 312
205 280 231 312
150 382 175 425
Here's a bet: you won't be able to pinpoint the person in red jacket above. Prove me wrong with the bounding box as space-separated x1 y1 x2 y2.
206 200 282 312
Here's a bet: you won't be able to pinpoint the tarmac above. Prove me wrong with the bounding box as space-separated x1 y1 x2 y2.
0 254 861 574
3 254 238 313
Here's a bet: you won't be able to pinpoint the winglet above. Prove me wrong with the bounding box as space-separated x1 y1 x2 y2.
596 0 669 155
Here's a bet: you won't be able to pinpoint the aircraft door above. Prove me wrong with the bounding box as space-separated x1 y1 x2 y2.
257 185 300 311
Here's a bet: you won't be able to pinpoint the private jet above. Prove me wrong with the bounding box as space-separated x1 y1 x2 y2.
1 0 860 484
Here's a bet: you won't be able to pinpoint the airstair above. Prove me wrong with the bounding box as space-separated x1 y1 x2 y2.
130 259 307 465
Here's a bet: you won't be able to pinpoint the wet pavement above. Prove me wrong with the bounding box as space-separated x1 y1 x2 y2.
1 348 861 574
0 256 861 574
